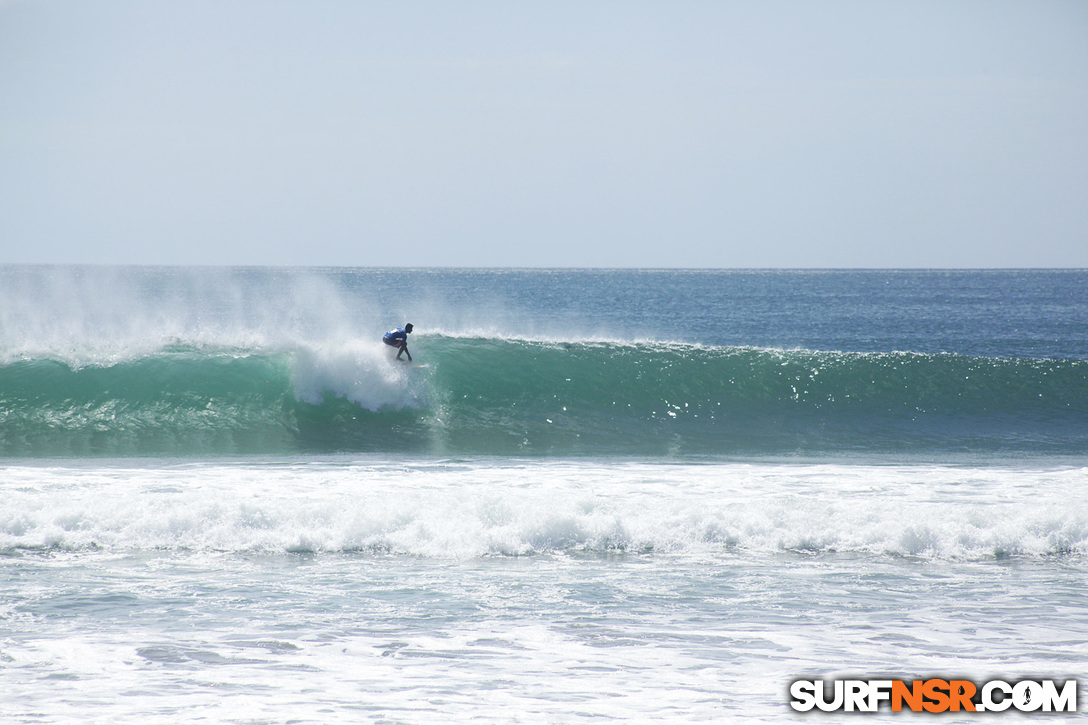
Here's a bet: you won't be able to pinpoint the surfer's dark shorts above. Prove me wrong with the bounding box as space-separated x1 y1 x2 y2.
383 338 404 348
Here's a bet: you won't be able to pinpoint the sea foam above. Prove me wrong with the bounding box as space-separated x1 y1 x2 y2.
2 461 1085 561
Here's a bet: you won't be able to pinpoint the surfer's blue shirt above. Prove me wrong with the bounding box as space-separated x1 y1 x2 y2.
383 328 408 344
382 325 413 360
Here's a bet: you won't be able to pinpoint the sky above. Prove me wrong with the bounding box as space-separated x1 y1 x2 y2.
1 0 1086 268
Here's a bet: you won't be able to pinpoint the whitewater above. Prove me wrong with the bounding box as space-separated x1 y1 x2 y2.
2 266 1087 722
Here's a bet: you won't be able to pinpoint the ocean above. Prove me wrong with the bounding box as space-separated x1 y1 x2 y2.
2 266 1086 722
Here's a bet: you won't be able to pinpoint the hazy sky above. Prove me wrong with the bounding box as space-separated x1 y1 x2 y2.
2 0 1086 267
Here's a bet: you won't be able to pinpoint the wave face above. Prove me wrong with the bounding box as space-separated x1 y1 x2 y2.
2 266 1086 458
2 337 1085 457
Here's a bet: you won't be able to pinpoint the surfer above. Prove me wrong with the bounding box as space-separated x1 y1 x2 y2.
382 323 413 362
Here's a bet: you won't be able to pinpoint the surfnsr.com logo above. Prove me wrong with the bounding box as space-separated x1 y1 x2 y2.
789 678 1078 713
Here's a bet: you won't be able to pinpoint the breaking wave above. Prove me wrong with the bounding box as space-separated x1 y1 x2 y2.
1 336 1085 457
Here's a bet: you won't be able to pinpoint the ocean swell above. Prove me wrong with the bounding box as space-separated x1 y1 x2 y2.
0 337 1085 457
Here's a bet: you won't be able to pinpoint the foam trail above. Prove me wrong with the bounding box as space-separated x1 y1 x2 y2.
290 341 429 411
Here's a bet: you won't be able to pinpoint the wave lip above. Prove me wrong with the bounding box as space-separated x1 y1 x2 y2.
1 338 1086 458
